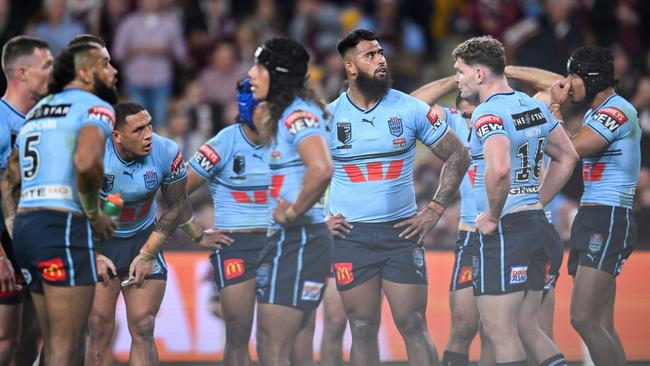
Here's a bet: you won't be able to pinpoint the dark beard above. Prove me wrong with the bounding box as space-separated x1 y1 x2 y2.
356 69 391 101
94 77 118 105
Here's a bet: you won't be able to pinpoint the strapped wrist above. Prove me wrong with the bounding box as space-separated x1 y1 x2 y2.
139 249 156 261
79 191 100 221
427 200 446 216
180 216 204 242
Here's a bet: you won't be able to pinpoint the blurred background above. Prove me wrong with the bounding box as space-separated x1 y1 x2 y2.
1 0 649 363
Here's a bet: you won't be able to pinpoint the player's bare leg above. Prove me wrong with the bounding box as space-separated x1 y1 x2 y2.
443 286 479 365
478 322 495 366
123 279 166 365
85 278 121 366
219 277 256 366
517 290 563 365
571 266 622 366
338 275 382 366
30 292 48 365
524 289 555 366
477 292 526 364
320 278 347 366
383 280 439 366
256 304 311 366
600 281 625 365
290 308 316 366
0 303 21 365
11 298 41 366
41 284 94 365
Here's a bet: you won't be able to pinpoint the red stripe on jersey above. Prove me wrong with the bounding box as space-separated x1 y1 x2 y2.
583 162 606 182
270 175 285 198
366 162 383 181
254 190 268 204
231 192 253 203
384 160 404 180
343 164 366 183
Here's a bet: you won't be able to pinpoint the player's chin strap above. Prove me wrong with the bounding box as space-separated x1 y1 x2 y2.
566 56 614 97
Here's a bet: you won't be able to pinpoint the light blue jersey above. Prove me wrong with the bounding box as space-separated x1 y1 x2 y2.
469 91 558 217
445 107 477 226
269 97 330 228
0 99 24 177
328 89 449 223
189 124 270 230
579 94 640 209
17 89 114 213
102 133 186 238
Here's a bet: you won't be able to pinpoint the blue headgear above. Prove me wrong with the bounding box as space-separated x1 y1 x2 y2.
236 78 259 130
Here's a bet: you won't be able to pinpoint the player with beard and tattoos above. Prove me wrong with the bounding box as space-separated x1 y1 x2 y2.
1 37 118 366
0 35 52 366
326 29 470 366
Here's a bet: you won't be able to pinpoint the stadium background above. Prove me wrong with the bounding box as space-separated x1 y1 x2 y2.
1 0 649 364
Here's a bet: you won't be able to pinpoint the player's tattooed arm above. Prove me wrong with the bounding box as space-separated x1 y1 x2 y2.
155 178 188 238
1 149 21 233
430 131 471 208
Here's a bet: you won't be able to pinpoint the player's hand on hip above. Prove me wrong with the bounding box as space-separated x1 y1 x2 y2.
273 197 292 225
0 256 19 293
96 254 117 286
197 229 234 250
90 212 117 243
326 213 353 239
128 254 154 287
394 208 440 245
476 212 498 235
550 77 572 105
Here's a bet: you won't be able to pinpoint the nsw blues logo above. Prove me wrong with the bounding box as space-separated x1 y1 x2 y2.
387 116 403 137
143 170 159 190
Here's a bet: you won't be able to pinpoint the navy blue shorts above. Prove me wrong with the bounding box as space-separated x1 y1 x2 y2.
13 210 98 294
450 230 478 292
333 220 427 292
472 210 563 296
568 205 636 277
210 232 266 291
103 225 167 281
0 206 26 304
256 224 332 309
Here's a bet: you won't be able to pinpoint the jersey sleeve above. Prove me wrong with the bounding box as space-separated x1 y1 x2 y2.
188 131 229 180
162 139 187 184
585 106 630 144
282 106 327 146
80 101 114 139
413 98 449 148
472 105 507 145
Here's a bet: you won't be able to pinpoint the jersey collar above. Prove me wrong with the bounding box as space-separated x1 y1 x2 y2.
484 91 515 104
1 98 25 118
345 91 385 114
238 124 264 149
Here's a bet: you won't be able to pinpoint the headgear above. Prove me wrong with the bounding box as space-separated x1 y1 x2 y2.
566 46 615 98
254 37 309 97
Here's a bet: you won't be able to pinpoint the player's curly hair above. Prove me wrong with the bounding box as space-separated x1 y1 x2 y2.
452 36 506 76
257 37 329 144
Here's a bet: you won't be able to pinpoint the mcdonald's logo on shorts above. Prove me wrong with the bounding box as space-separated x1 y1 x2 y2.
458 266 473 285
334 262 354 286
224 258 245 280
37 258 67 282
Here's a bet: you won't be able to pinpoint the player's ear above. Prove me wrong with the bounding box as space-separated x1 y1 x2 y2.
476 66 485 85
343 59 356 77
112 129 121 143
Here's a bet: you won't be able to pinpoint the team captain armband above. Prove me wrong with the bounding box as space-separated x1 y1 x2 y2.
592 106 628 132
192 144 221 173
284 110 319 135
474 114 504 139
87 105 115 127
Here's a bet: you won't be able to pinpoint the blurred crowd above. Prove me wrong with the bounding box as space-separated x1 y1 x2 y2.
1 0 650 249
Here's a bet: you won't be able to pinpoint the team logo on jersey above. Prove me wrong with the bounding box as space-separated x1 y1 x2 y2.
589 233 604 253
474 114 504 138
593 106 628 132
459 266 473 285
509 266 528 284
87 105 115 127
233 155 246 175
336 122 352 149
393 138 406 148
194 144 220 172
224 258 245 280
301 281 324 301
334 262 354 286
143 169 159 190
511 108 546 131
27 103 71 120
387 116 403 137
102 174 114 192
284 110 319 135
37 258 67 282
427 108 443 130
